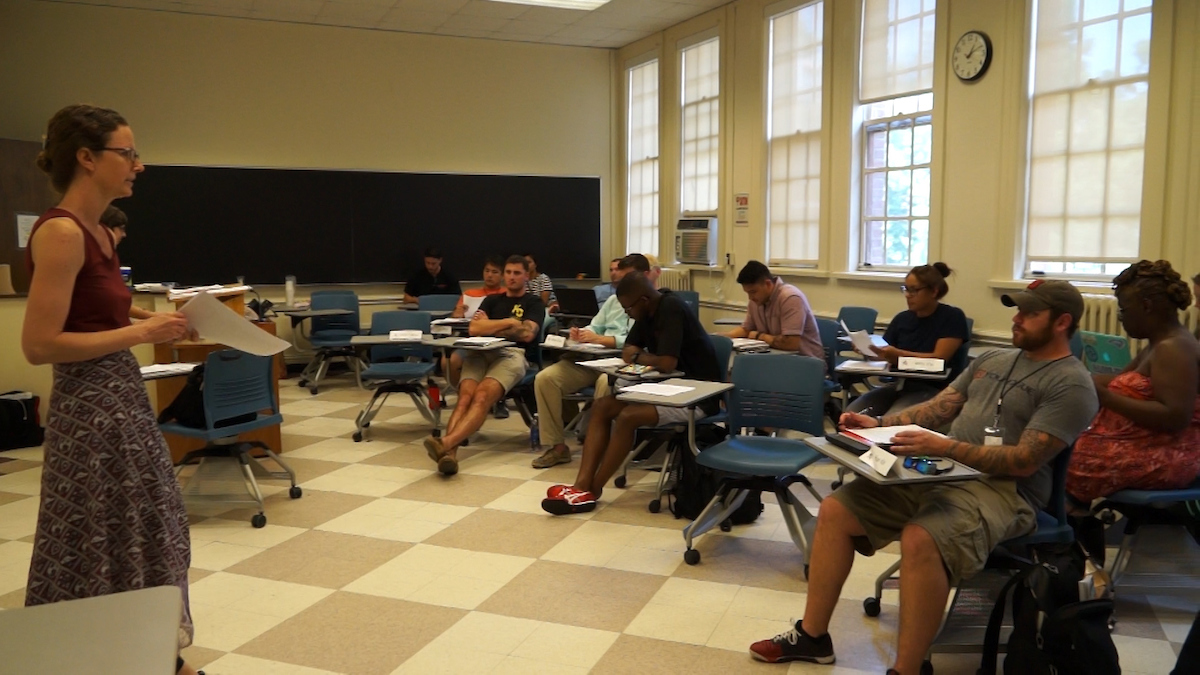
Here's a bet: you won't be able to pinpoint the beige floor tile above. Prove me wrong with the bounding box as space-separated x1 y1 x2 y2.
0 459 41 475
491 655 590 674
179 644 226 669
433 611 541 655
316 498 475 543
388 473 526 507
281 433 328 453
191 540 271 572
590 634 766 675
623 601 725 646
204 652 345 674
282 417 357 439
0 542 33 596
648 577 743 614
390 643 506 674
213 489 376 530
423 508 584 558
0 448 43 462
540 520 685 576
344 544 534 609
477 560 667 633
236 592 467 675
0 491 29 507
284 437 398 463
280 399 362 418
188 568 214 584
0 468 41 496
228 530 410 589
509 621 619 668
359 444 446 469
1146 593 1199 643
0 498 39 540
1110 634 1183 674
727 585 808 622
190 572 333 617
0 588 26 609
190 518 307 549
705 612 788 652
190 604 293 652
673 534 809 593
588 486 682 529
483 479 604 520
302 464 430 497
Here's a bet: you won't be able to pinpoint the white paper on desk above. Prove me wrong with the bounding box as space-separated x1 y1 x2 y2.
860 445 898 477
431 324 453 336
572 342 606 350
179 291 290 356
731 338 770 351
432 318 470 325
847 425 946 446
139 363 200 378
838 360 889 372
461 294 485 317
454 336 505 346
580 357 627 369
621 382 695 397
544 334 566 348
388 330 423 342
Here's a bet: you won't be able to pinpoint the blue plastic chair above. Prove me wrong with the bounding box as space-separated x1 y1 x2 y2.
353 311 440 443
162 350 298 528
681 354 828 569
815 317 844 399
838 306 879 334
674 290 700 316
418 294 460 312
299 291 364 394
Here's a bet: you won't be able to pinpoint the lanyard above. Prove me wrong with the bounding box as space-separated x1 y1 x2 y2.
994 352 1072 419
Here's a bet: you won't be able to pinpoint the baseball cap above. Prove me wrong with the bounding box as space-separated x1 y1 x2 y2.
1001 279 1084 323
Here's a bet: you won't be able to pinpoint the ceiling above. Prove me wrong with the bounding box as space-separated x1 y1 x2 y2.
42 0 730 49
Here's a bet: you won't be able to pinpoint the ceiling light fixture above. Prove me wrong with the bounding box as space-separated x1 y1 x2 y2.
488 0 612 10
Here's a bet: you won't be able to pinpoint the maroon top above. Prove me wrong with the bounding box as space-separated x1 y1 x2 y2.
25 208 132 333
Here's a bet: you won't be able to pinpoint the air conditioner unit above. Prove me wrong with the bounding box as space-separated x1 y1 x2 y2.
674 216 718 266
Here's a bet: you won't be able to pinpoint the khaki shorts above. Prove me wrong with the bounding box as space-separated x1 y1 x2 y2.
611 380 692 426
459 347 528 394
830 476 1036 583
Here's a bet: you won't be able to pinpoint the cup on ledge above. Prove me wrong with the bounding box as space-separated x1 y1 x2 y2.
119 266 132 287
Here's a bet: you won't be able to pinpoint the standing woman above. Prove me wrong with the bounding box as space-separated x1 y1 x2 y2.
21 105 201 675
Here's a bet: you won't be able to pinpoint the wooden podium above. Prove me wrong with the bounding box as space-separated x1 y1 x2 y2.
152 289 284 464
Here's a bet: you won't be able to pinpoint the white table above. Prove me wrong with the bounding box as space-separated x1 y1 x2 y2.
0 586 182 675
804 436 980 485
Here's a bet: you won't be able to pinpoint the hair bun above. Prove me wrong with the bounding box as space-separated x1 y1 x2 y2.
932 262 952 278
35 151 52 173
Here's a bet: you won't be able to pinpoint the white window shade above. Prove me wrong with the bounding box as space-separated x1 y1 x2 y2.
627 60 660 256
681 38 720 213
860 0 936 102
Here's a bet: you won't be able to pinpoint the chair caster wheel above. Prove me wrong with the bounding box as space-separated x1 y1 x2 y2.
308 387 319 395
648 499 661 513
719 518 732 532
289 486 302 499
298 379 308 387
614 475 626 489
684 549 700 565
362 422 370 428
352 431 363 442
920 659 933 675
251 513 267 528
863 597 881 617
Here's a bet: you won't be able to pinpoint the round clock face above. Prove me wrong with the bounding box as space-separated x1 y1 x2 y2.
953 31 992 81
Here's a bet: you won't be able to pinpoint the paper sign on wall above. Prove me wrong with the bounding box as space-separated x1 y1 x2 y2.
734 193 749 226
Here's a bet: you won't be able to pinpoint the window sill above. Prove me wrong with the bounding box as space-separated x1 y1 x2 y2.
987 278 1112 292
831 270 907 284
772 267 831 280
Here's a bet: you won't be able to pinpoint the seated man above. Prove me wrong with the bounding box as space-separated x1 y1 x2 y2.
723 260 824 364
542 271 722 515
594 257 622 304
445 255 508 386
423 255 544 476
530 254 649 469
749 280 1099 675
403 246 461 304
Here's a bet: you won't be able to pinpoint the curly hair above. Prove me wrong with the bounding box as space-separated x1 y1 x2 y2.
36 104 128 193
1112 260 1193 311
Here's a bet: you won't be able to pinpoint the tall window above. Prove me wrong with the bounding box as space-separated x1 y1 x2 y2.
858 0 936 270
1024 0 1152 278
767 1 824 266
626 59 660 256
680 37 720 214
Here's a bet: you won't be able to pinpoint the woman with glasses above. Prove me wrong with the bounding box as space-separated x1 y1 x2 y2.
20 105 202 675
846 262 970 415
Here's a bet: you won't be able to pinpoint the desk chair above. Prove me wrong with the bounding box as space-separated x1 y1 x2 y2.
816 318 845 417
681 353 827 570
352 311 440 443
164 350 299 528
299 290 364 395
674 290 700 316
838 306 879 334
1096 479 1200 589
418 294 460 312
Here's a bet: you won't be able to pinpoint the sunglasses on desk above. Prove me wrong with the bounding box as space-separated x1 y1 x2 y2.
902 456 954 476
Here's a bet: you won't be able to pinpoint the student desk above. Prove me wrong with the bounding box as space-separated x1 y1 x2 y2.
541 341 623 358
803 436 980 485
833 361 950 411
0 586 182 675
712 317 743 326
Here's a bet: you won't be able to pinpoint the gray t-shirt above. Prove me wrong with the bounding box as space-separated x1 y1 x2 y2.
948 348 1099 509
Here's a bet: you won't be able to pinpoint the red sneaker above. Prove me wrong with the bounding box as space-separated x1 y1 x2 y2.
541 487 597 515
547 484 571 499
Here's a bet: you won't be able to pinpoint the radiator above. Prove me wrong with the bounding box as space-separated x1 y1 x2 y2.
658 268 692 291
1081 293 1200 355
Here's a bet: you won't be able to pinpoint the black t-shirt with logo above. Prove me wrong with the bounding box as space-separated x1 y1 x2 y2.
626 290 722 413
405 268 461 298
479 292 546 360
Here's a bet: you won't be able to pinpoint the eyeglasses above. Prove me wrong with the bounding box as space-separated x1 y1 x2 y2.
901 285 928 295
902 456 953 475
619 296 646 315
100 147 141 163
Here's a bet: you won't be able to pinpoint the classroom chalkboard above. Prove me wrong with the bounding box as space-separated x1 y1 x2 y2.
114 165 602 287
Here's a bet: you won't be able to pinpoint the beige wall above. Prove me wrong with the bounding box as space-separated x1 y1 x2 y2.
0 0 615 403
616 0 1200 342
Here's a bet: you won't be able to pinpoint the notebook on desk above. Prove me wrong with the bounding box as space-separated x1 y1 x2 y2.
553 288 599 317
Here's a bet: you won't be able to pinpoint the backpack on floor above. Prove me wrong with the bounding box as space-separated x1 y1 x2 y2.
979 542 1120 675
157 365 255 429
0 391 44 450
667 427 763 525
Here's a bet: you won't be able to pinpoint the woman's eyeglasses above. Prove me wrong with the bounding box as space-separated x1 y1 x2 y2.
902 456 953 475
101 147 141 163
901 285 928 296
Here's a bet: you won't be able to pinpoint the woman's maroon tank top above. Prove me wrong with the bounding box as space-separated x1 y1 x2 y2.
25 208 132 332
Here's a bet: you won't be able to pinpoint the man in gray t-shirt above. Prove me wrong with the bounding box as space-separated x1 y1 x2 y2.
749 280 1099 675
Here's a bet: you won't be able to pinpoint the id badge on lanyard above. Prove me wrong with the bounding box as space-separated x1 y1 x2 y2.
984 402 1005 446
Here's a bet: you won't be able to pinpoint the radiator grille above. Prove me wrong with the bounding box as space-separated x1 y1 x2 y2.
658 268 692 291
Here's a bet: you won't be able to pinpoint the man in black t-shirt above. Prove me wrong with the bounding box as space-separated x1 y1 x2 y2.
542 272 721 515
403 247 462 304
424 255 545 476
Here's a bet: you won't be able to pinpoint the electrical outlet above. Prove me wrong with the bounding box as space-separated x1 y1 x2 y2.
725 252 735 268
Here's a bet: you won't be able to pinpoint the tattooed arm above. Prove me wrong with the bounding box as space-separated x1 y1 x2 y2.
889 426 1066 478
495 318 539 343
880 386 968 429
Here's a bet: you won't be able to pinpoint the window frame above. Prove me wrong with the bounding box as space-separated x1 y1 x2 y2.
625 55 661 257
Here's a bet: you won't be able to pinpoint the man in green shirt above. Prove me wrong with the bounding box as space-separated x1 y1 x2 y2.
531 254 650 468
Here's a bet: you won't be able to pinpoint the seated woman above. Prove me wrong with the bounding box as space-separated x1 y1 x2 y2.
847 262 970 415
1066 260 1200 506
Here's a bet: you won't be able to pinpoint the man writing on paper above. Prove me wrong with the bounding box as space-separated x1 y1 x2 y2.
403 247 461 304
722 260 824 364
749 280 1099 675
444 255 507 388
542 271 721 515
423 255 544 476
529 254 648 469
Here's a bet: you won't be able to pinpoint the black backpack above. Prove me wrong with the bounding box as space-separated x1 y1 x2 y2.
0 391 45 450
979 542 1120 675
157 365 256 429
667 427 764 525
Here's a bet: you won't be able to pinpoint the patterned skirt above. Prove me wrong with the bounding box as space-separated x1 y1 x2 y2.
25 349 193 649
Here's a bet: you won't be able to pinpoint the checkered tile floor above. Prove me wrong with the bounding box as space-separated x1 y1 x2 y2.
0 375 1195 674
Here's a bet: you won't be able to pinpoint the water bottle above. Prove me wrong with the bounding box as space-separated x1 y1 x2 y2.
530 413 541 451
427 378 441 410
